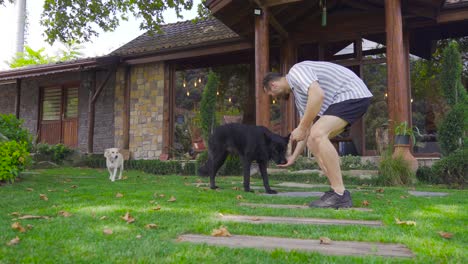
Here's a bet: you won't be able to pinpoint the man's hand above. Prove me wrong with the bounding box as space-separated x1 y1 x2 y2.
277 156 296 168
290 126 308 142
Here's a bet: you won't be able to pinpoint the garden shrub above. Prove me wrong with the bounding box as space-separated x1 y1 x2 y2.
377 151 415 186
437 99 467 156
200 71 219 144
0 140 30 182
0 114 34 151
218 155 242 176
416 166 440 184
289 156 320 171
431 148 467 188
35 143 73 164
340 155 362 170
181 161 197 175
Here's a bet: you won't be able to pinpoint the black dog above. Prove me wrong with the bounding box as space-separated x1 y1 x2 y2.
199 123 290 194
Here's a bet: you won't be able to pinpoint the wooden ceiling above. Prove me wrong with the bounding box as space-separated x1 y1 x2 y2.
206 0 468 59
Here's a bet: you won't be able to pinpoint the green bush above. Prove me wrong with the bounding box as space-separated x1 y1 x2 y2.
416 166 440 184
0 114 34 151
0 140 30 182
218 155 242 176
289 156 320 171
200 71 219 144
35 143 73 164
181 161 197 175
437 100 467 156
432 148 467 188
341 155 362 170
377 151 415 186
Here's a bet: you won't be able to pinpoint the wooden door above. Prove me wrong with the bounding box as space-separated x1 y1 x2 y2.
39 86 79 147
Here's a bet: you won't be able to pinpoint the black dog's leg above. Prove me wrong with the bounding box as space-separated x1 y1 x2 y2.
209 151 228 190
258 161 277 194
242 157 254 192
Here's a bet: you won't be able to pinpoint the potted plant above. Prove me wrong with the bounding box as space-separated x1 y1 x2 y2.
392 121 419 171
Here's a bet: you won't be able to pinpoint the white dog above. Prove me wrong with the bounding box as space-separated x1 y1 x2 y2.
104 148 124 182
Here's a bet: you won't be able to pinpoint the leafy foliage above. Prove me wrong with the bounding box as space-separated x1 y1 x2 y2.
200 71 219 143
432 148 467 188
416 166 440 184
440 42 466 105
437 99 468 155
0 140 29 182
0 114 34 151
35 143 73 164
377 150 415 186
39 0 210 44
8 44 83 68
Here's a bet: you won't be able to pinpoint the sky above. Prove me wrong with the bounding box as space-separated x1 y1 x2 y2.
0 0 200 70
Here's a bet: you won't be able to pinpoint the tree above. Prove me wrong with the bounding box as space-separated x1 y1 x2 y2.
200 71 219 144
7 42 83 68
1 0 210 45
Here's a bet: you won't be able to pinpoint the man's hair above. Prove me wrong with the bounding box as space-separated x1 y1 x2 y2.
262 72 282 91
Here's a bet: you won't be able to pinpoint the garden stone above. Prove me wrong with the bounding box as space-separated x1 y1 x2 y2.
219 214 382 226
408 191 448 197
261 191 324 197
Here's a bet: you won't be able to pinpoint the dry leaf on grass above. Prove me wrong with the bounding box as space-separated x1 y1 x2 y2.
438 231 453 239
236 195 243 200
6 236 20 246
145 223 158 229
319 237 332 245
26 188 34 192
103 228 113 235
136 234 142 239
16 215 50 220
376 188 385 193
39 194 48 201
362 200 370 207
11 222 26 233
122 176 128 180
121 212 135 224
100 216 107 220
26 224 33 230
395 218 416 226
116 193 124 198
10 212 21 217
71 185 78 189
152 205 161 211
159 194 165 198
167 196 176 202
250 217 261 221
196 179 203 183
211 226 232 237
58 211 72 217
232 187 239 191
64 189 69 193
184 183 190 186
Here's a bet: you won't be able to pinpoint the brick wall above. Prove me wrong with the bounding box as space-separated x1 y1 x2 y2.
0 84 16 115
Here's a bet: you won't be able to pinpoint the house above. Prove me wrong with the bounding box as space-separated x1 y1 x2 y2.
0 0 467 161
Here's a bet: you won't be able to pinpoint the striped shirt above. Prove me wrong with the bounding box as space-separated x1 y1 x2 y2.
286 61 373 117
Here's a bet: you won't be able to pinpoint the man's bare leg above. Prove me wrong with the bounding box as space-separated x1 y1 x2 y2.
307 115 348 194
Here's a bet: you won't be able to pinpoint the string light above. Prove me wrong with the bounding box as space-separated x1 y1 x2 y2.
186 90 190 96
198 77 202 83
272 99 276 104
228 97 232 103
194 81 197 87
411 98 413 103
183 78 186 88
384 93 388 98
216 90 219 96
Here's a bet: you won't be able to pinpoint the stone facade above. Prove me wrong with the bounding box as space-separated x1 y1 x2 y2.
0 83 16 115
115 62 166 159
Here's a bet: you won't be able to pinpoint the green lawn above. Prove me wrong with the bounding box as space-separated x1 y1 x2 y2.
0 167 466 263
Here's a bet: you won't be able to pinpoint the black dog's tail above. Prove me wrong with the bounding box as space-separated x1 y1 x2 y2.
198 159 211 176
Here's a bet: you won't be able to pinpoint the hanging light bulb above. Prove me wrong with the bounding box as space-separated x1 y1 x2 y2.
411 98 413 103
228 97 232 103
186 90 190 96
183 79 186 88
216 90 219 96
384 93 388 98
194 81 197 87
198 77 202 83
272 99 276 104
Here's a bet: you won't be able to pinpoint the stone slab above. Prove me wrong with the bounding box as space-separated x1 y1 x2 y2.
177 234 413 258
239 202 373 212
219 214 382 226
275 182 329 188
261 191 324 197
408 191 448 197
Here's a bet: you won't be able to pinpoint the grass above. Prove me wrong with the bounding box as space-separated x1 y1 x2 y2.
0 167 467 263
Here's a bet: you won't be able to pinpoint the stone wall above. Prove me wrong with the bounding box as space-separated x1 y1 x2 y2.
115 62 165 159
0 83 16 115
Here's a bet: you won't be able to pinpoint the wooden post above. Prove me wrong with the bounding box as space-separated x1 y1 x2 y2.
15 79 21 118
280 39 297 136
87 71 96 153
161 63 175 159
255 7 270 127
123 66 131 150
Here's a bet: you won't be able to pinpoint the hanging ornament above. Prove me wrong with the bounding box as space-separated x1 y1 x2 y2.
320 0 327 27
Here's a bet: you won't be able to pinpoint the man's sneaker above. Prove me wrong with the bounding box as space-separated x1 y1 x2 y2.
308 190 353 209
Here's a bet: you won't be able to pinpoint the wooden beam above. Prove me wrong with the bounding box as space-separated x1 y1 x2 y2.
123 66 131 150
261 0 303 7
280 39 297 136
15 79 21 119
87 71 97 153
91 67 114 104
162 63 175 158
253 0 289 39
255 6 271 127
124 42 252 65
437 8 468 23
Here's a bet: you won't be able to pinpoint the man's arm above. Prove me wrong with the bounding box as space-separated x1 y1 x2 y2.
290 81 324 142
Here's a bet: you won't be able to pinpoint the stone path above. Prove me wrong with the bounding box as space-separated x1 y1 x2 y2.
409 191 448 197
262 191 324 197
177 234 414 258
239 202 373 212
275 182 329 188
219 214 382 226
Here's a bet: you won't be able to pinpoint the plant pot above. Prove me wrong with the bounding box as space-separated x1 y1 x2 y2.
393 144 419 172
394 135 410 145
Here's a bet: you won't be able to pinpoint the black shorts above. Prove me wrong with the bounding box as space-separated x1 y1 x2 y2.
322 97 372 126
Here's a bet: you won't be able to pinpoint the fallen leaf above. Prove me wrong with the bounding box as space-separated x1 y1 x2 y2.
232 187 239 190
116 193 124 198
196 179 203 183
10 212 21 217
251 217 261 221
71 185 78 189
395 218 416 226
121 212 135 224
39 194 48 201
6 236 20 246
11 222 26 233
236 195 243 200
65 179 72 182
159 194 165 198
362 200 370 207
17 215 50 220
211 226 232 237
58 211 72 217
167 196 176 202
48 189 56 192
136 234 142 239
26 188 34 192
320 237 332 245
376 188 385 193
184 183 190 186
64 189 69 193
145 223 158 229
26 224 33 230
122 176 128 180
438 231 453 239
103 228 113 235
152 205 161 211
